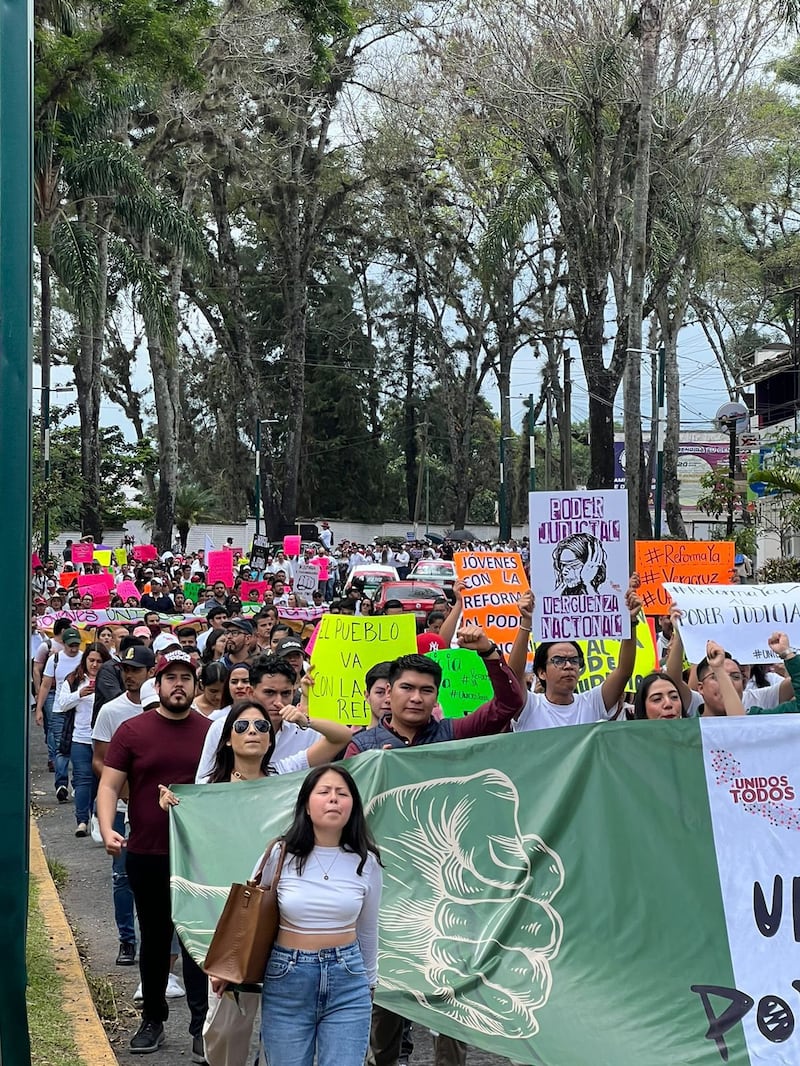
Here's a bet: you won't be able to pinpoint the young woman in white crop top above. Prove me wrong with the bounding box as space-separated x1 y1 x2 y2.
258 764 383 1066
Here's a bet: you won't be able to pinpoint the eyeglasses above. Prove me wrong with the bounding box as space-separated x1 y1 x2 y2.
548 655 582 669
705 671 743 682
232 719 270 734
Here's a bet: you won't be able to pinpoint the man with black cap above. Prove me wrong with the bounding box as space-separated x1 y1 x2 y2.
98 650 210 1059
92 644 157 969
196 604 229 655
219 618 255 668
35 626 83 802
274 634 306 682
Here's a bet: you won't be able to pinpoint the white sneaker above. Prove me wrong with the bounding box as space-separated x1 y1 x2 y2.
133 983 143 1004
166 973 185 998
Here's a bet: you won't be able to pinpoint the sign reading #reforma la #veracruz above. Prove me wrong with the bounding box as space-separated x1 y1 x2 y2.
529 490 630 642
665 581 800 664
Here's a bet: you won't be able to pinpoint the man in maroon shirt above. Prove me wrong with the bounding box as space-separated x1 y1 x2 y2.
97 650 211 1059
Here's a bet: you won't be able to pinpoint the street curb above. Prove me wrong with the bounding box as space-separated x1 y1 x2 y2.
30 817 118 1066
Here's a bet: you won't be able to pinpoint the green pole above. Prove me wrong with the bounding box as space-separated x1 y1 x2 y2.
653 344 665 538
498 434 509 541
528 392 536 492
0 0 33 1055
254 418 261 538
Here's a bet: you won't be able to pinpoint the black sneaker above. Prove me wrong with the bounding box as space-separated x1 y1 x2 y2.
191 1035 208 1064
55 785 68 803
116 941 136 966
130 1019 165 1054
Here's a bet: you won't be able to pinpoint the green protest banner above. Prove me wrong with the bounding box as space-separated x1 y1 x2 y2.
425 648 494 718
308 613 417 725
171 716 800 1065
183 582 202 604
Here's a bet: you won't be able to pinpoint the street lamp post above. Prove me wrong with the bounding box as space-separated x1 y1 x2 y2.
498 435 515 542
254 418 278 538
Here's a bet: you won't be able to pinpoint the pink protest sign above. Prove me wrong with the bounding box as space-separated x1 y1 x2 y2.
241 581 268 600
309 556 329 581
283 535 301 557
207 550 234 586
32 552 43 570
77 576 111 607
71 543 94 565
117 580 141 602
132 544 158 562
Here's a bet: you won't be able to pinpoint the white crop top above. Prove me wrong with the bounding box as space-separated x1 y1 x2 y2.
256 845 382 986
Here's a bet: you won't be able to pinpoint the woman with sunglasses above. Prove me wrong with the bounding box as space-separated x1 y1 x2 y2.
508 586 642 730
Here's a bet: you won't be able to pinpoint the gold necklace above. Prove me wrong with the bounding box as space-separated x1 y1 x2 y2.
312 848 340 881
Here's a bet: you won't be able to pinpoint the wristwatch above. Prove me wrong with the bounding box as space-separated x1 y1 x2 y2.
476 642 499 659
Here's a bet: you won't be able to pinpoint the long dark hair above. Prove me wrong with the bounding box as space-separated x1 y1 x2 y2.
633 671 688 720
66 642 111 691
281 764 381 876
201 629 229 664
208 699 275 784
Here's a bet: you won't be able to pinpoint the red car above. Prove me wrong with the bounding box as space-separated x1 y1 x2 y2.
371 582 442 619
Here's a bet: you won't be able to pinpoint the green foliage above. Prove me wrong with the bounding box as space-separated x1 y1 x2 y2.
695 470 746 523
32 417 157 540
756 556 800 583
173 484 217 550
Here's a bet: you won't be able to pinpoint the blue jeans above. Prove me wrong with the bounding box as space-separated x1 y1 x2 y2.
47 708 69 790
112 810 136 945
261 943 371 1066
70 742 96 825
41 690 55 763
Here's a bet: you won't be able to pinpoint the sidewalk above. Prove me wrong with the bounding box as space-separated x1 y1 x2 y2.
30 720 509 1066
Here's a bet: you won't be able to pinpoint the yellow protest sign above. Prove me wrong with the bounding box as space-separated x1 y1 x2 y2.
532 615 657 692
115 548 128 566
308 613 417 726
94 549 112 567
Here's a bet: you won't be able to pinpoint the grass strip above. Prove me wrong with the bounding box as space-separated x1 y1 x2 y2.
26 876 87 1066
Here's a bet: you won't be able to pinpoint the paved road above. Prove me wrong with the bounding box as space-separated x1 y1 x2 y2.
30 720 511 1066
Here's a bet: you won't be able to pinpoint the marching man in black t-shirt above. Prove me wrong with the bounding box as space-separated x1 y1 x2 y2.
97 650 211 1059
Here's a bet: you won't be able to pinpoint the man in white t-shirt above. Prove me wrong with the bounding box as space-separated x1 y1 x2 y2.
509 586 642 730
35 627 83 799
92 645 156 967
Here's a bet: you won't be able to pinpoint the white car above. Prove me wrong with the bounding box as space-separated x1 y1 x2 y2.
344 565 400 597
407 560 457 587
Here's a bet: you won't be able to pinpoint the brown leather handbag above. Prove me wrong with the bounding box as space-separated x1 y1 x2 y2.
203 837 287 985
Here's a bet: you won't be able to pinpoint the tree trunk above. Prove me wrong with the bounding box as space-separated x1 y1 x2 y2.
623 0 662 542
656 292 689 538
74 207 108 540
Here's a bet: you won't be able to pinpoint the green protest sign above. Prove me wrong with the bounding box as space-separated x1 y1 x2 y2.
183 582 202 604
425 648 494 718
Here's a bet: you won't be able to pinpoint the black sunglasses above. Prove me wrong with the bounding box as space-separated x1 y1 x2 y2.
232 718 271 734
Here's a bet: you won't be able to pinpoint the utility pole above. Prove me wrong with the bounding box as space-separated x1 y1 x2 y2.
561 348 573 490
254 418 262 538
545 388 553 490
528 393 536 492
653 344 666 537
413 415 428 536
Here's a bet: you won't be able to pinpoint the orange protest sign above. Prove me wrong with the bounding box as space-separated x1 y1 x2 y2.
454 551 530 658
635 541 735 616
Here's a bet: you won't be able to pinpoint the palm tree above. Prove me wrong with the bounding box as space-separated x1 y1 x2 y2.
174 485 217 552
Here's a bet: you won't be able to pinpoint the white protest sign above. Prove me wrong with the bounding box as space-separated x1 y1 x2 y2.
529 489 630 641
294 563 320 598
665 582 800 664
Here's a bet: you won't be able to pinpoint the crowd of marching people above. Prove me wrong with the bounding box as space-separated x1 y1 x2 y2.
28 532 799 1066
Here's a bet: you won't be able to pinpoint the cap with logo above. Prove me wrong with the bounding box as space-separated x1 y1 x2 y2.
155 649 196 676
275 636 304 658
120 645 156 669
62 628 82 646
